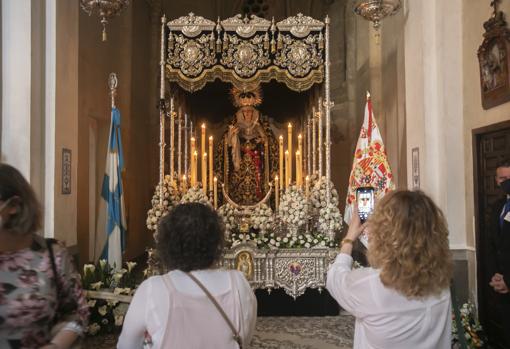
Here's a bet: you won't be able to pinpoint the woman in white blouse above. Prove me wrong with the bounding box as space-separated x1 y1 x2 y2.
118 203 257 349
327 190 453 349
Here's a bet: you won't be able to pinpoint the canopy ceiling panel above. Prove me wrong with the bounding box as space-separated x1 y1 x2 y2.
165 13 325 92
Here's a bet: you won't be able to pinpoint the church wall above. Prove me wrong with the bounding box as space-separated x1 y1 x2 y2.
462 0 510 299
77 0 155 263
53 0 80 246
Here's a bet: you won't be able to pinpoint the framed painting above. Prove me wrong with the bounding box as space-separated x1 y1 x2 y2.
478 5 510 109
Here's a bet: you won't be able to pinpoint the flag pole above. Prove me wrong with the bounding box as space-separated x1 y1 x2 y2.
159 14 167 206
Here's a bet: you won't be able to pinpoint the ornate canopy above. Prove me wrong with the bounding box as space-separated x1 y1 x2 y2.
165 13 325 92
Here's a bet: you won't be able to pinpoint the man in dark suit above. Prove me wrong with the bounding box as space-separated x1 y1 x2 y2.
488 159 510 346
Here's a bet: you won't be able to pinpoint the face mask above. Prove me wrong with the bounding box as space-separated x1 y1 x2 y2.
500 179 510 195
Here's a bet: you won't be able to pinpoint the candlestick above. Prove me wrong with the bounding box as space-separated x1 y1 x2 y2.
178 110 182 178
288 123 293 185
307 118 311 177
305 175 310 198
275 175 279 210
318 99 323 179
209 136 213 192
213 177 218 209
170 98 175 184
312 107 316 175
202 152 207 193
184 114 188 177
279 135 284 189
285 150 290 188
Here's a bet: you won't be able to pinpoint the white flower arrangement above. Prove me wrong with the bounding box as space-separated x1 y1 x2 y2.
251 204 274 232
278 185 308 233
227 230 336 249
317 201 343 240
218 203 241 234
180 186 211 206
146 175 180 231
309 176 339 211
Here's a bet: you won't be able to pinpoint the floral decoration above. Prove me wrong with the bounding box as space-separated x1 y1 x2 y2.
228 230 336 249
452 302 487 349
278 185 309 233
146 175 180 231
179 186 211 206
82 259 138 336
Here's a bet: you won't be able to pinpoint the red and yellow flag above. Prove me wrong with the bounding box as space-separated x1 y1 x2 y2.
344 92 395 224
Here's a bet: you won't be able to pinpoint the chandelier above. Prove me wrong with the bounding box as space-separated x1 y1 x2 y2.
353 0 401 31
80 0 130 41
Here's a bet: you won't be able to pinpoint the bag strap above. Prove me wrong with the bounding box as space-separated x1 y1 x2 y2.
46 238 62 297
450 282 468 349
185 272 242 349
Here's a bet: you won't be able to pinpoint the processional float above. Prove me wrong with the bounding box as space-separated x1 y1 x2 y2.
147 12 342 299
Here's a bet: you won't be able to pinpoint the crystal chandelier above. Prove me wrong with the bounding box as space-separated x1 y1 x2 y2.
80 0 130 41
353 0 401 31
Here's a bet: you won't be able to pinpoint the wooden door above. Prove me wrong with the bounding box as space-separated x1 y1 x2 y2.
473 120 510 348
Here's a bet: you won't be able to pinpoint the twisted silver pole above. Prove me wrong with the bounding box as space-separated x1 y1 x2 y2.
324 16 332 204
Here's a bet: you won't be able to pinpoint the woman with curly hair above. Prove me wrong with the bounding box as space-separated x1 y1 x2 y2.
118 203 257 349
0 163 89 348
327 190 453 349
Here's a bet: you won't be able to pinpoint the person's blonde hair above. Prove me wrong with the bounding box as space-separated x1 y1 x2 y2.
367 190 452 298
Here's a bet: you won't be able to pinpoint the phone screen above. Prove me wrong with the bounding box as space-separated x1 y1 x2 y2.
356 187 375 223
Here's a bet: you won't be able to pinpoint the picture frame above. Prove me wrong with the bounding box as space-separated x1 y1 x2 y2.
478 8 510 109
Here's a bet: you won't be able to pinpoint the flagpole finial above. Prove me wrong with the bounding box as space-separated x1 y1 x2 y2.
366 91 371 99
109 72 118 108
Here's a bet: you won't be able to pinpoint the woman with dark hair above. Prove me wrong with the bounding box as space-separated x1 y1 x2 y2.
0 163 89 348
118 203 257 349
327 190 453 349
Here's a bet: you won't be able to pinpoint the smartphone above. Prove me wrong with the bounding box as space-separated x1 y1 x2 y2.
356 187 374 249
356 187 375 223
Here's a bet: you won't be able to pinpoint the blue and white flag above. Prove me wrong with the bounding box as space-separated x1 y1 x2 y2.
100 107 127 269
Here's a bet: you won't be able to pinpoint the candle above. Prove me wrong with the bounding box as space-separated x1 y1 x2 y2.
201 123 206 159
184 114 188 177
202 152 207 192
298 133 303 181
285 150 290 188
307 119 311 177
305 175 310 197
209 136 213 192
275 175 279 210
312 107 316 175
192 150 198 187
213 177 218 209
182 174 187 192
318 98 323 178
279 135 284 189
178 110 182 177
296 150 302 188
190 136 197 181
170 98 175 184
288 123 293 184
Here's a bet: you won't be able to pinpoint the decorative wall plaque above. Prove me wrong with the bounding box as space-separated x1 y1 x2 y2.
62 148 72 194
478 1 510 109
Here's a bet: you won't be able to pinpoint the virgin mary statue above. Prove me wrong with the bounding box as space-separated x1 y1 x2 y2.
215 86 278 206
